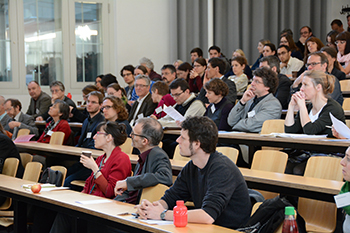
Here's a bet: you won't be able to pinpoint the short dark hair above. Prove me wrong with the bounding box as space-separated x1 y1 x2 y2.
107 83 127 98
96 121 127 147
208 45 221 53
87 91 104 104
308 51 329 68
277 45 291 52
161 64 176 74
134 65 148 75
181 116 218 154
151 81 170 96
120 65 135 77
136 118 163 146
231 56 248 66
331 19 343 27
190 47 203 57
101 73 118 88
259 55 281 74
194 57 207 67
300 26 312 33
280 28 293 37
177 62 193 72
253 67 279 94
5 98 22 111
204 78 229 96
169 78 189 92
335 31 350 55
263 43 277 54
53 99 70 120
103 96 128 121
208 57 226 75
50 81 65 91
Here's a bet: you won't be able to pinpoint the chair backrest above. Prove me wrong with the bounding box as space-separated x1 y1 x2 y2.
22 162 43 182
2 158 19 177
119 137 133 154
173 145 190 162
17 129 30 138
49 132 65 145
346 119 350 129
50 166 67 187
343 98 350 111
19 153 33 169
140 184 169 204
251 150 288 173
260 119 285 135
304 156 343 181
216 147 239 164
340 79 350 92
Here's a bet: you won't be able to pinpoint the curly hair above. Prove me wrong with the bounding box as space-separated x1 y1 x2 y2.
103 96 128 121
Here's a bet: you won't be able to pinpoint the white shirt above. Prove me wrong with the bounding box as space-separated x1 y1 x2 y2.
280 57 304 76
130 93 150 126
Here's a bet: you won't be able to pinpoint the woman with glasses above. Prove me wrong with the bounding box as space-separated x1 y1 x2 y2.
335 31 350 75
284 70 345 175
280 34 303 60
189 57 206 93
101 96 132 135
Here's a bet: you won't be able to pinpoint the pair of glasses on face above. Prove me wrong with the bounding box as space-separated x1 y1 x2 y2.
101 105 113 111
171 91 184 98
96 131 108 136
130 132 148 140
335 41 346 45
306 62 321 68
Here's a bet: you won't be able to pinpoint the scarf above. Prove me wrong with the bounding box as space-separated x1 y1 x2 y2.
43 119 61 136
340 181 350 215
337 52 350 71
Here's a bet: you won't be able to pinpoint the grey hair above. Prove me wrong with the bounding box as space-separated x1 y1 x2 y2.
135 74 151 86
260 55 281 74
136 118 163 146
0 96 5 105
139 57 154 70
50 81 65 92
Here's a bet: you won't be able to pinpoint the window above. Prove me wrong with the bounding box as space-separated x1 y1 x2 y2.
0 0 11 82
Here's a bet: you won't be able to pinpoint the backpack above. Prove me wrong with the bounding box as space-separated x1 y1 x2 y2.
237 196 306 233
39 167 63 187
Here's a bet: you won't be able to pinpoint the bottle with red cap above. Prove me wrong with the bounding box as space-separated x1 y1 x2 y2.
173 200 187 227
282 206 299 233
67 93 72 99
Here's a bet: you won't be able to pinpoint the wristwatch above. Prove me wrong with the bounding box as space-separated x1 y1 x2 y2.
160 209 168 220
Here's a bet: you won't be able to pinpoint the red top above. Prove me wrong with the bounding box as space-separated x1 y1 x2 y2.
82 146 132 198
188 75 203 93
37 120 71 145
153 94 176 119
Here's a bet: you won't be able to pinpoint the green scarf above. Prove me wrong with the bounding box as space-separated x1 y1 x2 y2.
340 181 350 215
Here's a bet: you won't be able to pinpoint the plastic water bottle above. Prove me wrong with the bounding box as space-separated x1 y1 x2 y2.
173 200 187 227
282 206 299 233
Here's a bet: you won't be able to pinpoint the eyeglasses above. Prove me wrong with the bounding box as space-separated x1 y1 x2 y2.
135 84 148 88
252 78 263 85
335 40 346 45
96 131 108 136
4 106 13 112
171 91 184 98
130 132 148 139
101 105 113 111
280 40 288 44
51 89 61 93
306 62 321 67
277 51 288 56
122 73 133 77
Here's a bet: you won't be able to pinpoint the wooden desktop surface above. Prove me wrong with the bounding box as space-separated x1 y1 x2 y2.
0 174 238 233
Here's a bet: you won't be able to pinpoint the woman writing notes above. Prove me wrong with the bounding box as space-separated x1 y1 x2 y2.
284 70 345 175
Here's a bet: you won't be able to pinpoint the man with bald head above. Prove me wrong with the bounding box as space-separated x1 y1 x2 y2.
26 81 51 119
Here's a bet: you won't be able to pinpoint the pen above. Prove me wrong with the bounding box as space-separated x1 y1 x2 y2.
325 126 332 129
132 213 139 218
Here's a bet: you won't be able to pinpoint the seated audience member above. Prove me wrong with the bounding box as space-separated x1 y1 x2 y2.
70 84 98 123
95 75 104 93
285 70 345 175
129 65 149 103
208 45 230 74
340 147 350 232
4 98 39 139
37 99 71 145
120 65 135 100
0 122 12 138
226 49 253 79
36 81 76 121
291 52 344 105
259 56 292 109
114 118 172 204
0 96 12 131
197 58 237 106
251 39 270 71
136 116 251 229
190 47 203 64
128 75 157 126
176 62 192 82
161 64 177 85
228 56 249 93
321 46 347 81
335 31 350 75
106 83 131 112
280 34 303 60
189 57 206 93
100 73 118 92
102 96 132 135
48 121 132 233
160 78 206 157
304 37 324 60
228 67 281 133
64 91 105 188
262 43 277 57
326 30 339 49
331 19 345 33
204 78 233 131
280 28 293 37
150 81 176 119
139 57 162 81
173 59 183 69
26 81 51 119
278 45 304 77
295 26 313 55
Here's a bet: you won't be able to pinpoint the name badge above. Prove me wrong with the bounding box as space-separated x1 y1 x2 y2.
86 132 92 138
36 108 40 114
138 113 144 119
211 105 216 114
334 192 350 208
155 106 163 114
47 130 54 136
247 110 256 118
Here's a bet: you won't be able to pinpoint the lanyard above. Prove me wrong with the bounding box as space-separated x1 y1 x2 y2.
89 157 104 194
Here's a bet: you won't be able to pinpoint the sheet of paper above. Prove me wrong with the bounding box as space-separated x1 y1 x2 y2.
139 219 173 225
268 133 327 138
330 112 350 139
14 134 35 143
218 131 243 134
76 199 113 205
163 106 185 122
334 192 350 208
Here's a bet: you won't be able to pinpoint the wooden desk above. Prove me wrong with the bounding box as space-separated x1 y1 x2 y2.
0 175 238 233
